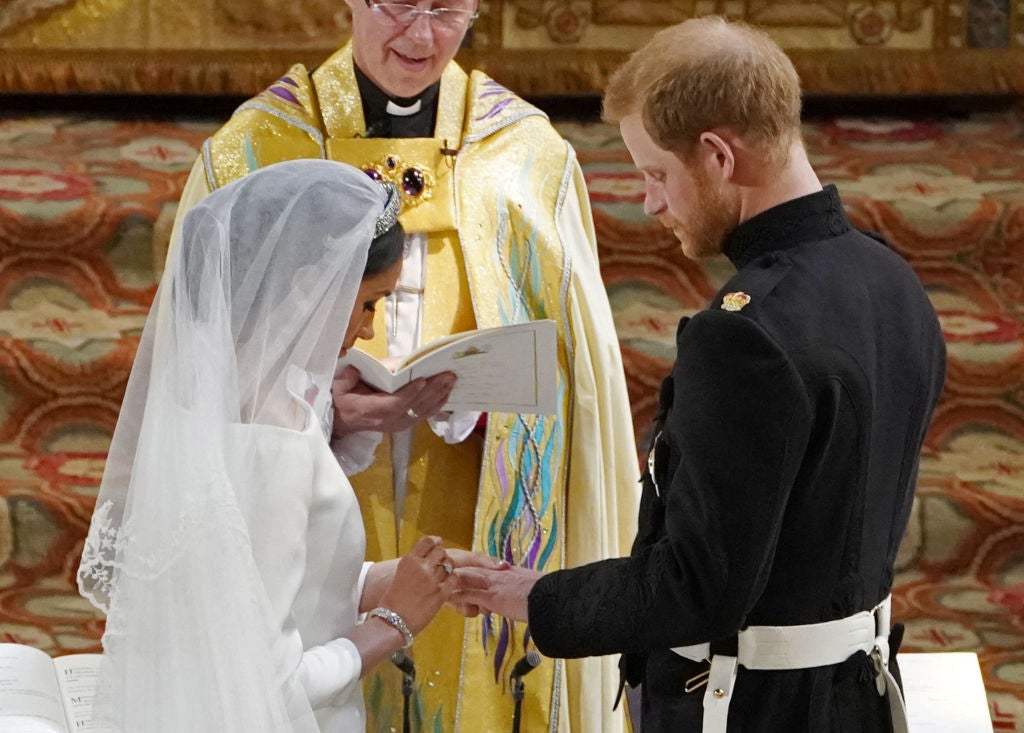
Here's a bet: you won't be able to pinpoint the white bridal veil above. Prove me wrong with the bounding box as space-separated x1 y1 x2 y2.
77 159 391 733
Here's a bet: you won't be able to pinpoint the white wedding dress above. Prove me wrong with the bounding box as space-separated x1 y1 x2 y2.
77 160 398 733
228 390 370 732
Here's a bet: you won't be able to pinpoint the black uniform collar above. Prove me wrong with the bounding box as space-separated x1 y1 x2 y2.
354 63 440 139
722 184 851 270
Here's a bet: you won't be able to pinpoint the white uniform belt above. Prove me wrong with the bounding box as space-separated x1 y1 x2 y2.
670 596 907 733
671 602 879 669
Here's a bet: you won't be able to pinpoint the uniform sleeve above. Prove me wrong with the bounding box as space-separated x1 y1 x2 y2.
528 310 813 657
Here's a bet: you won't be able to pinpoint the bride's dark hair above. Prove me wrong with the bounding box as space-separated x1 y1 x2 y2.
365 219 404 277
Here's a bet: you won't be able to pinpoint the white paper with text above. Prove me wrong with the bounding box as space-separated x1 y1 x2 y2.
54 655 112 732
340 320 558 414
0 643 68 732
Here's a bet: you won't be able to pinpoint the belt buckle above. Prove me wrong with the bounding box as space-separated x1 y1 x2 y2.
869 646 886 696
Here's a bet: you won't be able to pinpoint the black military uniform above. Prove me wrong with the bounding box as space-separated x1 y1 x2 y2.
527 185 946 732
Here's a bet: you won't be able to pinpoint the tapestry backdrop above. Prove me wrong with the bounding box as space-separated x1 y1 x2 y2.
0 107 1022 729
2 0 1024 95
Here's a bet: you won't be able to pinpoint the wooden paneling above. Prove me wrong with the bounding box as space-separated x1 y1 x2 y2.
1 1 1023 96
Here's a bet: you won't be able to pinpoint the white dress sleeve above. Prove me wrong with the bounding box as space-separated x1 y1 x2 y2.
238 422 368 715
297 639 363 710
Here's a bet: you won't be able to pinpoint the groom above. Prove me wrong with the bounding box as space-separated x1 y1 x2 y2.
453 16 946 733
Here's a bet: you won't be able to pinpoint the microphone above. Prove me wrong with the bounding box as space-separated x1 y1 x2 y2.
509 650 541 733
510 650 542 681
391 649 416 680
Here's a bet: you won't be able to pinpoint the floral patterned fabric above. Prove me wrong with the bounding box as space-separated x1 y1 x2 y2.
1 108 1022 729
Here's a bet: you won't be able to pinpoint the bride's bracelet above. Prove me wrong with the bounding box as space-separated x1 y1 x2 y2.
368 606 414 648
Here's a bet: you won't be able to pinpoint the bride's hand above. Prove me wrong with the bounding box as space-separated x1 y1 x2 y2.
376 535 457 635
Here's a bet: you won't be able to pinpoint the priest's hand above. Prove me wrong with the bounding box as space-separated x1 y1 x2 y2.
450 565 544 622
331 365 455 434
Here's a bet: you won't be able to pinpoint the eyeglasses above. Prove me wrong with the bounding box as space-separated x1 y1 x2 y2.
365 1 478 32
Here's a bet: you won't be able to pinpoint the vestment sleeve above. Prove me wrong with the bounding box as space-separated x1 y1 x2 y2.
528 311 813 657
557 147 641 565
331 428 384 476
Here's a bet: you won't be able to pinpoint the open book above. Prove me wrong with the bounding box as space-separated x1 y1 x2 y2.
337 319 558 415
0 643 111 732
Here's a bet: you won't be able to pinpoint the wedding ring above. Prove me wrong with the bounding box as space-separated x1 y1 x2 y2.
406 408 419 419
437 560 454 576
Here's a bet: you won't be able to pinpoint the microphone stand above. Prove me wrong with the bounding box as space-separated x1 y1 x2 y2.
391 650 415 733
509 650 541 733
511 673 526 733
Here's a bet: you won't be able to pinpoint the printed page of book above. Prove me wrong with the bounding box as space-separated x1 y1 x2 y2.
53 654 114 732
407 320 557 414
0 643 69 732
338 321 558 414
899 652 994 732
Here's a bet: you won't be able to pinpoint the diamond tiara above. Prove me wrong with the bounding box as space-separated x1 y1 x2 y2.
374 181 401 238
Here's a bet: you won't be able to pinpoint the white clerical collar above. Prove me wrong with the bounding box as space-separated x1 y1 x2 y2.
386 99 422 117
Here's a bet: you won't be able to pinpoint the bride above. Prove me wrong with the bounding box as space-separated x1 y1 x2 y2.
77 159 498 732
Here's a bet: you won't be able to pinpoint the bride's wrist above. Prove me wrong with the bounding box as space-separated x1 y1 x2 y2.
367 606 414 649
